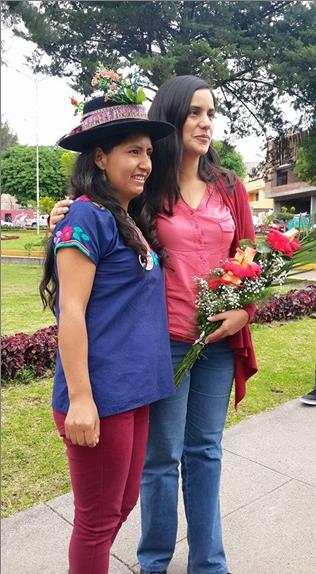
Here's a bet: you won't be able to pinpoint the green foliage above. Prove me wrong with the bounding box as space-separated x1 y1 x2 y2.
1 145 67 206
2 316 316 515
276 206 296 222
59 150 77 178
23 239 45 255
39 195 55 215
263 213 275 226
1 230 47 252
1 116 18 150
293 127 316 185
213 140 246 179
3 1 316 136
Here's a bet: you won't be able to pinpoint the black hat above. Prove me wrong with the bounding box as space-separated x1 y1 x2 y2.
58 65 175 152
58 96 174 152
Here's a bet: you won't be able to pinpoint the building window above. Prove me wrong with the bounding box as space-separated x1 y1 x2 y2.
276 169 288 186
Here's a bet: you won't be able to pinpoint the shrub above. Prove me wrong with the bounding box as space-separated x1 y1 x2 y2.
254 284 316 323
2 285 316 381
1 326 57 381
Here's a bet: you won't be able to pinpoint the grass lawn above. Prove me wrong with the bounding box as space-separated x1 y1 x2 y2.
2 377 69 518
2 316 316 518
2 264 55 335
1 230 48 254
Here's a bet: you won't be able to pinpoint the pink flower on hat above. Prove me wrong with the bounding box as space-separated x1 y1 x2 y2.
109 70 120 81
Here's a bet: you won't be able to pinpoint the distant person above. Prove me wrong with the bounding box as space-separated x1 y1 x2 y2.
40 71 175 574
300 368 316 405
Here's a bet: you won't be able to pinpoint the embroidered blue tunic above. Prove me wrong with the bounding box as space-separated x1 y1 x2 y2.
52 197 175 417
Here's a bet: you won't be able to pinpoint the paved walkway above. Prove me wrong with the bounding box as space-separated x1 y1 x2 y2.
2 399 316 574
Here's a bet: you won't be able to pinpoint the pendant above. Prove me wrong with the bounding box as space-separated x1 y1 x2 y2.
139 252 154 270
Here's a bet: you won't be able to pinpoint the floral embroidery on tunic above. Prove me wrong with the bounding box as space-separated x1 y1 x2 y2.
54 224 91 257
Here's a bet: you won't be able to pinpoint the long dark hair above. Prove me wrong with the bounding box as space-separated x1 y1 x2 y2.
131 75 236 224
40 134 161 313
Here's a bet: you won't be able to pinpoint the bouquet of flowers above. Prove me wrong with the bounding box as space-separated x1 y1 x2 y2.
175 227 316 387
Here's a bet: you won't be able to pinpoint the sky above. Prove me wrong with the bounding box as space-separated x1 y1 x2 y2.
1 27 267 163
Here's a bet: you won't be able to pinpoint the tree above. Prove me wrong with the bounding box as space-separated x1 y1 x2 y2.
39 195 55 215
2 1 316 137
276 206 296 221
1 145 68 206
1 117 18 150
60 150 77 178
213 141 246 179
293 127 316 185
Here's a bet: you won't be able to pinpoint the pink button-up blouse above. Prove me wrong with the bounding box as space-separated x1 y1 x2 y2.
156 185 235 341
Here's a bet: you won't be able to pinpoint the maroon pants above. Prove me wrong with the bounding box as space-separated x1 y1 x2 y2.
53 406 149 574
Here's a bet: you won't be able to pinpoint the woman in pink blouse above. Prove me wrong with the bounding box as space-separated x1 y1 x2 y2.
51 75 257 574
136 76 256 574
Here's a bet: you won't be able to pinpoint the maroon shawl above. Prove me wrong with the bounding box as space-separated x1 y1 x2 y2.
216 177 258 407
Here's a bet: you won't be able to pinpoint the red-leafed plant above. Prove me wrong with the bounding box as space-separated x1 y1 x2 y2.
253 284 316 323
1 326 58 381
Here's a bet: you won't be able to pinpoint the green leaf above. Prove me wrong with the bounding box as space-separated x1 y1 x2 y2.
256 242 272 254
239 239 256 249
135 88 146 104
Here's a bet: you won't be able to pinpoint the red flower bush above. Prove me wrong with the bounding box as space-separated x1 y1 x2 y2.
254 284 316 323
1 325 58 381
2 285 316 382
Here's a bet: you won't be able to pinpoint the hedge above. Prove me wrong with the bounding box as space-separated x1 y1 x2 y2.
2 285 316 381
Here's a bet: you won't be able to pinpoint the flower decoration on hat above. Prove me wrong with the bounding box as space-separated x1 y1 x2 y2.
70 96 84 116
91 62 146 105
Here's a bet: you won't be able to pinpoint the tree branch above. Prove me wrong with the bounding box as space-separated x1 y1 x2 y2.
223 83 268 137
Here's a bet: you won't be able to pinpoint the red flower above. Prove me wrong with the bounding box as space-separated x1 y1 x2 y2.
291 238 301 252
267 229 301 257
61 226 73 241
221 271 242 286
223 260 261 279
70 97 78 106
208 277 223 289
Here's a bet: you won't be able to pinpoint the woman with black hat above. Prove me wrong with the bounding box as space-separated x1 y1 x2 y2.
40 66 175 574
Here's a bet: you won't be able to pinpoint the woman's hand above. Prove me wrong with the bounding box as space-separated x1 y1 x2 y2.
49 198 73 231
65 397 100 448
205 308 249 344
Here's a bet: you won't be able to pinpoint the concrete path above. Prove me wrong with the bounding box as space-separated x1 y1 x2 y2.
2 399 316 574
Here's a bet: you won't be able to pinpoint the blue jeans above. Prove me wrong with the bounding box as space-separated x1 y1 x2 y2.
138 340 234 574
